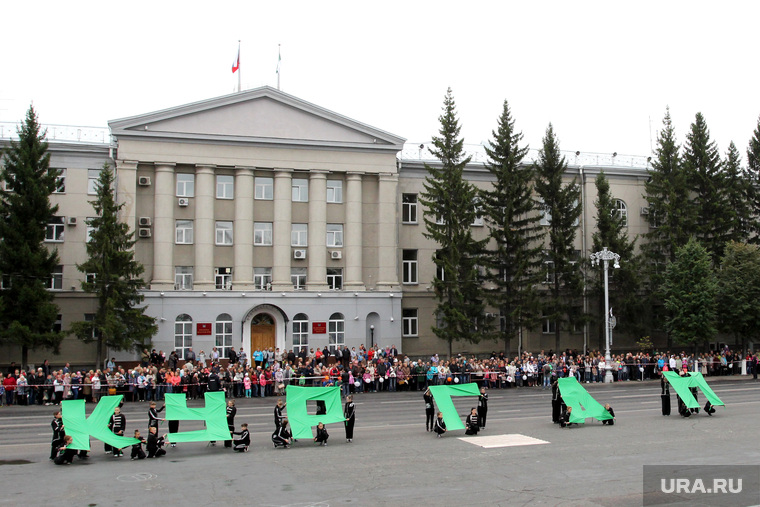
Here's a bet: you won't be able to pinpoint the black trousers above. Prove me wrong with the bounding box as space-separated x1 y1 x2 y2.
478 407 487 428
425 409 434 430
345 418 355 440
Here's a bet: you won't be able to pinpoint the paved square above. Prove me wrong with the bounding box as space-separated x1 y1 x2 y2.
459 433 550 448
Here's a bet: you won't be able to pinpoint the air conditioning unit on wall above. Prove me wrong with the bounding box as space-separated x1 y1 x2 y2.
138 176 152 186
293 249 307 259
138 228 152 238
138 217 152 227
640 207 650 215
178 198 189 207
67 216 77 226
331 250 342 260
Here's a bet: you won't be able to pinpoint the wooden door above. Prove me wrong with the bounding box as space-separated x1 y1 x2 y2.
251 324 275 351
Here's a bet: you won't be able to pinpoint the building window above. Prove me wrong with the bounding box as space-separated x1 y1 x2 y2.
255 177 273 200
291 223 308 247
254 222 273 246
254 267 272 290
402 194 418 224
402 308 418 337
327 268 343 290
53 314 63 334
85 272 97 285
614 199 628 227
54 169 66 193
544 259 555 284
291 267 307 290
84 313 100 340
326 180 343 203
175 220 194 244
436 264 445 282
176 173 195 197
402 250 418 284
328 312 345 352
326 224 343 247
175 314 193 358
46 216 65 242
472 201 484 226
88 169 100 195
47 265 63 290
292 313 309 353
215 313 233 359
539 198 552 226
542 318 556 334
86 217 97 243
215 221 233 245
216 175 234 199
215 267 232 290
175 266 193 290
292 178 308 202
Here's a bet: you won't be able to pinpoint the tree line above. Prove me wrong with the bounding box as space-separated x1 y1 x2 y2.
421 89 760 357
0 106 156 368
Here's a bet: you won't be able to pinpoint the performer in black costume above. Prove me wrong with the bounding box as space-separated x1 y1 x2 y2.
224 399 237 448
551 379 561 423
53 435 77 465
661 376 671 416
433 411 447 438
232 423 250 452
274 398 286 429
148 401 165 429
50 410 65 460
465 407 480 435
477 387 488 429
560 406 574 428
106 406 127 456
146 426 167 458
314 422 329 446
601 403 615 425
423 388 434 431
344 395 355 442
689 386 700 414
272 418 292 448
130 429 147 460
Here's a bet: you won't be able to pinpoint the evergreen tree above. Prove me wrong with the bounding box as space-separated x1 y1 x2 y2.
480 100 544 355
722 142 752 243
662 238 717 350
533 124 583 353
0 106 63 367
590 171 645 349
683 112 727 261
69 165 157 368
643 108 692 271
716 242 760 353
746 116 760 242
419 88 487 358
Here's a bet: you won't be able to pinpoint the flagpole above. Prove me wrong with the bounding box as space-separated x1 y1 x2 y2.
277 44 281 90
237 40 241 93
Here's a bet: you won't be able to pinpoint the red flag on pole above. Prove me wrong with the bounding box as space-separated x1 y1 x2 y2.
232 45 240 74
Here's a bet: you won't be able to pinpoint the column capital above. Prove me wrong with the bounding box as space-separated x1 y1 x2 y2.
115 160 139 171
195 164 216 173
309 170 329 179
274 167 294 174
234 165 255 175
346 171 365 180
154 162 176 172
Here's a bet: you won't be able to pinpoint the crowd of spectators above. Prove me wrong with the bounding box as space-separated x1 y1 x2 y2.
1 344 755 406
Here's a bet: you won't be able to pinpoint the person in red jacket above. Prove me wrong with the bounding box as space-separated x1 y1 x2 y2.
3 373 16 405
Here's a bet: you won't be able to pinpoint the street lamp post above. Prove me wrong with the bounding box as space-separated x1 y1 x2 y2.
590 247 620 383
370 325 375 349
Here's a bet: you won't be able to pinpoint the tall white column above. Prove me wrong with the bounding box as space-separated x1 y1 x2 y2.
376 173 399 290
151 163 175 290
272 169 293 291
234 166 255 290
344 172 365 290
194 165 215 290
307 170 328 290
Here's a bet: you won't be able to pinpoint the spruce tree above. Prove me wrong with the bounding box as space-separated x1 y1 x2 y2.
643 108 691 278
419 88 487 358
683 112 727 261
662 238 717 351
590 171 645 349
716 242 760 353
0 106 63 367
69 165 157 368
722 142 752 243
746 116 760 242
533 124 583 353
480 100 544 355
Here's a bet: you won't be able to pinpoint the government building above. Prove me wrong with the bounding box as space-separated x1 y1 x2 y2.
0 87 655 367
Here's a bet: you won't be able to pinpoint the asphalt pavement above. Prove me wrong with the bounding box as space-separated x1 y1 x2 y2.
0 376 758 506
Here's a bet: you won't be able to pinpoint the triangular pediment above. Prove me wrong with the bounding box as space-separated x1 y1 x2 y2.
109 86 405 151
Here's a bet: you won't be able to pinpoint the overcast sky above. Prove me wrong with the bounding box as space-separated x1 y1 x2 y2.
2 1 758 159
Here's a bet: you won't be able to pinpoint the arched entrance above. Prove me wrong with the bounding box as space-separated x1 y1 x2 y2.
251 313 276 352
